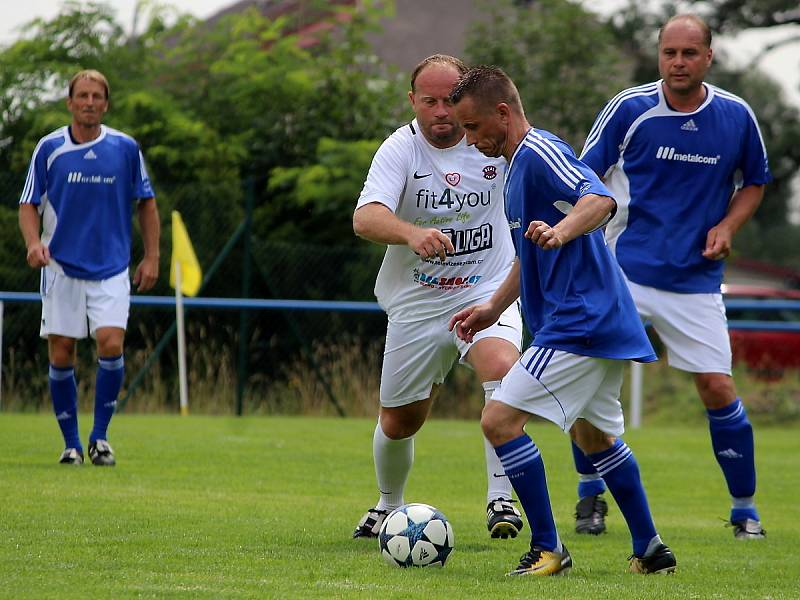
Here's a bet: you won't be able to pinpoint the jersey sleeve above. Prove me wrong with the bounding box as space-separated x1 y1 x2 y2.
355 133 411 212
133 148 155 200
737 108 772 187
579 98 630 178
529 135 614 207
19 141 49 207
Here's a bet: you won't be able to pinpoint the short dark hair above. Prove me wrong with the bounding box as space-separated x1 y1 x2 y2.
410 54 468 92
658 14 712 48
449 65 522 112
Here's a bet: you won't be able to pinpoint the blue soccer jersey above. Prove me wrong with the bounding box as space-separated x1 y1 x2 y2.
580 81 771 293
505 129 656 362
19 125 155 280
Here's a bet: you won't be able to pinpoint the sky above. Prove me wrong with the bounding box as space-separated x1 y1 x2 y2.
1 0 798 106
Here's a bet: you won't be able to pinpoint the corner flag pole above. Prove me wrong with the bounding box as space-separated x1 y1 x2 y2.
175 261 189 416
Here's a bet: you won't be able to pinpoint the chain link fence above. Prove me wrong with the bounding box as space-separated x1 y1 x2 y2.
1 174 489 417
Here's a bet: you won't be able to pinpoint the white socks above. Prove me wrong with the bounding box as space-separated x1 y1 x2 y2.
373 422 414 511
483 380 514 503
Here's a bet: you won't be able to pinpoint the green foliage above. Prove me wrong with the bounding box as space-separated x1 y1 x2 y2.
0 414 798 598
256 137 381 244
466 0 634 149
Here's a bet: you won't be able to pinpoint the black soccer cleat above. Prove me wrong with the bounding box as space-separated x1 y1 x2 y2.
507 544 572 576
575 494 608 535
88 440 116 466
352 507 390 539
59 448 84 465
487 498 524 539
730 518 766 540
629 543 677 575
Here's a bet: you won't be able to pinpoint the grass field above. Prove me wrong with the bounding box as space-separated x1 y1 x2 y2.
0 414 797 599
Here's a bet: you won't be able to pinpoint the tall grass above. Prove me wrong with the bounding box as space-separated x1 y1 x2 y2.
3 335 799 423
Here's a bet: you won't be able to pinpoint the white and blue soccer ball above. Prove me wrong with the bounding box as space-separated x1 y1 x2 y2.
378 503 454 568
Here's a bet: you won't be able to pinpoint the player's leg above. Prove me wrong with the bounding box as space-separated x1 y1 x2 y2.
571 440 609 535
353 319 457 539
574 360 676 574
461 302 523 539
85 271 130 467
484 347 612 576
48 335 81 463
695 372 762 538
483 399 570 576
641 283 763 538
41 268 88 464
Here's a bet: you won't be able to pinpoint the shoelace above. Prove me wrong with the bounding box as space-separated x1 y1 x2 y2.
517 549 543 568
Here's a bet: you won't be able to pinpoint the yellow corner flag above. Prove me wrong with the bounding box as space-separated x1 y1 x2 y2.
170 211 202 296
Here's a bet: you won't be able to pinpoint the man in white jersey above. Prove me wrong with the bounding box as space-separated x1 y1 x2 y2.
351 55 524 540
573 14 771 539
18 69 160 466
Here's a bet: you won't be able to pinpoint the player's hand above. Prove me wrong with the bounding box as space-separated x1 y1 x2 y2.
26 241 50 268
448 302 499 343
408 227 455 261
702 225 732 260
525 220 563 249
133 255 159 292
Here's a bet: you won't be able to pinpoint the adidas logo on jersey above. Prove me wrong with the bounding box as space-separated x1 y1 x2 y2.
680 119 699 132
655 146 720 165
83 149 98 159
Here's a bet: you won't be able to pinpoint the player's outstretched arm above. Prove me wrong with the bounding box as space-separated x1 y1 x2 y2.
353 202 454 260
526 194 615 250
18 203 49 268
133 198 160 292
449 259 521 342
703 184 764 261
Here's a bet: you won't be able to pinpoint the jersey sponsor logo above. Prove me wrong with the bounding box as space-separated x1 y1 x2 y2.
655 146 720 165
441 223 493 256
680 119 699 132
509 218 521 230
445 172 461 186
83 149 98 159
483 165 497 180
416 187 493 212
413 268 482 289
66 171 117 184
413 170 432 179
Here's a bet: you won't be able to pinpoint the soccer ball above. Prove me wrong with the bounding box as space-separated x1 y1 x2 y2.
378 503 454 568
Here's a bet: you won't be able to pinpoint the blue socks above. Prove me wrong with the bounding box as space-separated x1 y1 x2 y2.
49 365 81 451
495 434 559 551
571 440 606 498
707 398 759 521
90 355 124 443
588 439 657 557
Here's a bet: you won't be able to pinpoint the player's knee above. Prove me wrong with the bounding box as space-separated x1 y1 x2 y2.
481 403 518 446
379 407 426 439
695 373 736 408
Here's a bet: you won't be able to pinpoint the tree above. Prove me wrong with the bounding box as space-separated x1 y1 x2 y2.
465 0 635 150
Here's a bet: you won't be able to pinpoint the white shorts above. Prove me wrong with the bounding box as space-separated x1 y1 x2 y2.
40 266 130 339
379 302 523 407
493 346 626 436
627 279 731 374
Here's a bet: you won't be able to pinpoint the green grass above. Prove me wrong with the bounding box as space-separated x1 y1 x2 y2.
0 415 797 599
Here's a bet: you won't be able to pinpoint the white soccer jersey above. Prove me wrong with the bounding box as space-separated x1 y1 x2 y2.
356 119 514 323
